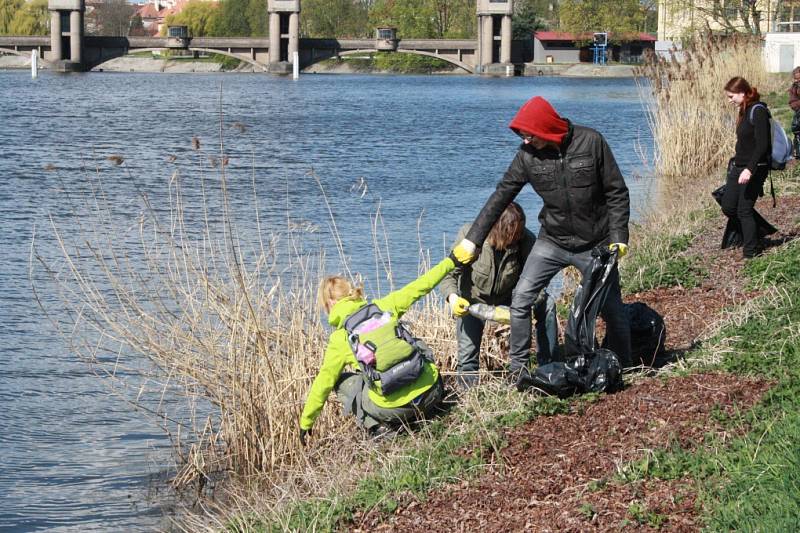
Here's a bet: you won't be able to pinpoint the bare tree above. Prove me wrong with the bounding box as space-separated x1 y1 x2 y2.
663 0 774 36
87 0 135 36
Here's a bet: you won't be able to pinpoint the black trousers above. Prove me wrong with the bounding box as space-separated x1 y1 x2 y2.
720 164 767 257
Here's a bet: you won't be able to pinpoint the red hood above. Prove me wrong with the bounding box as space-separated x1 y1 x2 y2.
508 96 569 145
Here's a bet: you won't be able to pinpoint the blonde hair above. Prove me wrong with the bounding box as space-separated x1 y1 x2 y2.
318 275 364 314
486 202 526 251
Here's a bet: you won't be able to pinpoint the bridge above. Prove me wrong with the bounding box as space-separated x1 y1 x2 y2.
0 0 526 75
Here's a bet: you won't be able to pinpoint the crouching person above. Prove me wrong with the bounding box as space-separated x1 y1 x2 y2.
299 256 456 444
441 202 560 389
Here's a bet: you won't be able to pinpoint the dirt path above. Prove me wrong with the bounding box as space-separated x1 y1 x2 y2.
355 196 799 532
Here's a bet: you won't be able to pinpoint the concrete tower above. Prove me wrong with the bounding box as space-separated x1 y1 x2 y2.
48 0 84 71
476 0 513 74
267 0 300 73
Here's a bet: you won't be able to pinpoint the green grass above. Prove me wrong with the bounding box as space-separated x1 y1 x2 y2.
613 243 800 530
621 233 707 294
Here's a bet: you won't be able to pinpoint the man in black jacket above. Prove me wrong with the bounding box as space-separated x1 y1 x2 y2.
451 96 632 373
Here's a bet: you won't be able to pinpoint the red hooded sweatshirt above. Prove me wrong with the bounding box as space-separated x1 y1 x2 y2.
508 96 569 145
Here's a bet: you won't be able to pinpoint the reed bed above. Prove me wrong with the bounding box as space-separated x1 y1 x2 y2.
31 138 514 521
635 33 782 181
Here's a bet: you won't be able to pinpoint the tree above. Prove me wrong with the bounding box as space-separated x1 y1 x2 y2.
302 0 370 37
661 0 769 36
558 0 647 43
368 0 474 39
513 0 546 39
0 0 23 35
89 0 136 36
217 0 251 36
128 13 145 36
164 0 223 36
245 0 268 37
8 0 48 35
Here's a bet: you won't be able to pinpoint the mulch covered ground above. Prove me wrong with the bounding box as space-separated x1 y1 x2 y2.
355 195 799 532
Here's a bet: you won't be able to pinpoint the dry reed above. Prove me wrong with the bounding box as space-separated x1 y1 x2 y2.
31 137 513 527
635 33 782 181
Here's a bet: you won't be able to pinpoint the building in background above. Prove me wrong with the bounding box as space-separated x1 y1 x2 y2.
532 31 656 64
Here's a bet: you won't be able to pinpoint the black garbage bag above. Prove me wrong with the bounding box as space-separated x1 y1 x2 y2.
517 349 623 396
519 362 580 398
711 185 777 249
563 246 618 358
602 302 666 367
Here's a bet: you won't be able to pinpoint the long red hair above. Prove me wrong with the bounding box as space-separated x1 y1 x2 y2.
724 76 761 125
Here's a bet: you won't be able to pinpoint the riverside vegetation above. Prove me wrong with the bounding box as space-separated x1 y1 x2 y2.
33 34 800 530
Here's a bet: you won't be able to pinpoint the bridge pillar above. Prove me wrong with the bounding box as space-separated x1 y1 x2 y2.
267 0 300 73
476 0 513 75
48 0 85 71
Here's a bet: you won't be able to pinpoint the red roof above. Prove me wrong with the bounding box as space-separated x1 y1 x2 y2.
534 31 657 42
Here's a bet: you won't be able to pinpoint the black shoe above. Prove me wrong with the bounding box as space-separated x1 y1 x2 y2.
512 367 534 392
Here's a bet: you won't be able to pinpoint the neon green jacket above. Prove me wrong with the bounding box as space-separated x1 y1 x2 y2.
299 257 455 430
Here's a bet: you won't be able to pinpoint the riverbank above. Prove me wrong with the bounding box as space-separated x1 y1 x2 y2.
218 149 800 533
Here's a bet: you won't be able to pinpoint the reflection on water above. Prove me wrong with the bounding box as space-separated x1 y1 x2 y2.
0 70 653 530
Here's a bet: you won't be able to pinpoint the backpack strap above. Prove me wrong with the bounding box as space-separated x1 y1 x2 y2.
748 102 769 125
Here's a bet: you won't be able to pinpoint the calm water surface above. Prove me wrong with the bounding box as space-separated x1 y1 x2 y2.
0 71 654 531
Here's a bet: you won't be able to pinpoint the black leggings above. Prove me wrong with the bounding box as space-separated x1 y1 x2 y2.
720 165 767 257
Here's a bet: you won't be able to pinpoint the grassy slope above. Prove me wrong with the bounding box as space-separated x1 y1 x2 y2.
234 95 800 532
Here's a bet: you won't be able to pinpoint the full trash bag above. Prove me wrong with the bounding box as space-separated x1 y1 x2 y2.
518 247 624 396
517 349 623 396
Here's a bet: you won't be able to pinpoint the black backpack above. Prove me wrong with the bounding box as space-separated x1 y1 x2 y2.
602 302 666 367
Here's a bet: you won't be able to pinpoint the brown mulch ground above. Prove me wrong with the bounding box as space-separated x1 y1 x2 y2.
357 196 800 532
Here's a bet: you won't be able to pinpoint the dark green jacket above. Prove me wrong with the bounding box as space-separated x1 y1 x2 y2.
440 224 535 306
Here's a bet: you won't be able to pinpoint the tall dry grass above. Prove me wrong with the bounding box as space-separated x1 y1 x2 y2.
31 136 513 521
635 33 782 182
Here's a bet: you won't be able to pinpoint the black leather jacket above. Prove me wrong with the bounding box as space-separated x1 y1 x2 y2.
466 122 630 251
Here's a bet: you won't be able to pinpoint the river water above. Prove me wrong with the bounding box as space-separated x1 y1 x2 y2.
0 70 653 531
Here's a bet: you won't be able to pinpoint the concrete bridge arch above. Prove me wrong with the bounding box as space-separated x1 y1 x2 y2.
86 47 269 72
0 47 55 69
334 48 473 73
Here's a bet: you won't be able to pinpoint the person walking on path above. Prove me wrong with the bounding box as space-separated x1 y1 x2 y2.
440 202 559 388
299 256 457 444
721 77 770 259
449 96 632 375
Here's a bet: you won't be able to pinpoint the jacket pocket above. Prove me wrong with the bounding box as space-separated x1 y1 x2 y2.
568 157 596 186
530 162 557 191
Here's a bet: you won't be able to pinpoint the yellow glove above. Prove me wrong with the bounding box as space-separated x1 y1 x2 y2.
450 239 477 266
609 243 628 258
447 294 471 317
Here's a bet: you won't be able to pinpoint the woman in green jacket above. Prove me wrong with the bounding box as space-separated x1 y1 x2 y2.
299 257 455 443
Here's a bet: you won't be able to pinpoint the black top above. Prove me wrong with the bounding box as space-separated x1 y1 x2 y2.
734 103 770 173
465 122 630 251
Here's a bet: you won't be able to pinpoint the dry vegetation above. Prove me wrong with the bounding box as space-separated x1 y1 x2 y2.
635 34 782 180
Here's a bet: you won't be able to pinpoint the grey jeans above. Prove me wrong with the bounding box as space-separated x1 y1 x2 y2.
509 238 632 371
334 372 444 430
456 292 560 375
